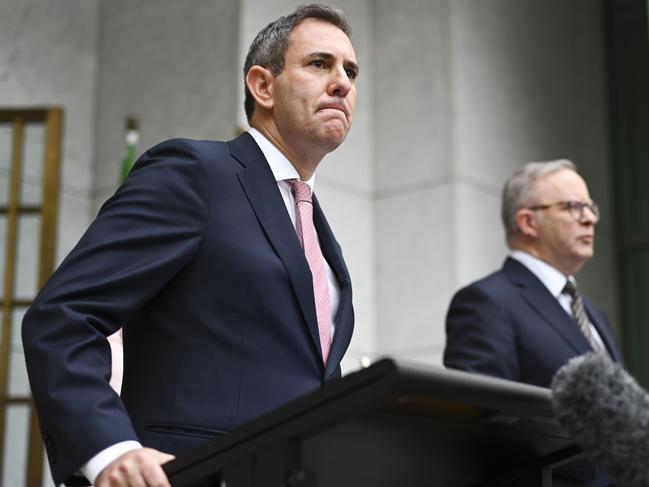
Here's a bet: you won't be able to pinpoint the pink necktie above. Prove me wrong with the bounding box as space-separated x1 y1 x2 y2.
288 179 332 364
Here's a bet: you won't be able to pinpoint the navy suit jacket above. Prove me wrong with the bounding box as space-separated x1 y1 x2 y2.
22 133 354 486
443 257 621 388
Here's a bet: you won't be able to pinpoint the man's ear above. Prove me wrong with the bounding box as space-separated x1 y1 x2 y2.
245 66 275 111
516 208 539 238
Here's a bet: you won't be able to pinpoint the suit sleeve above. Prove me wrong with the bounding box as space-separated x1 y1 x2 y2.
443 284 521 382
21 139 209 485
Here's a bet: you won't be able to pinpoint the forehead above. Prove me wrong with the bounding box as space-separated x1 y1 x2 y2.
536 169 589 198
287 18 356 60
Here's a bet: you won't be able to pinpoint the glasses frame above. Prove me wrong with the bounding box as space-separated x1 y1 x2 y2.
526 200 600 222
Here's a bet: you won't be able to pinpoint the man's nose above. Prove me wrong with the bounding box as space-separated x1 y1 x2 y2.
581 206 598 224
328 65 353 98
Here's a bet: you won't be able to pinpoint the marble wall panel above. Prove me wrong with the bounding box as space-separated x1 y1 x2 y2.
374 0 452 193
450 0 610 190
398 349 448 369
56 191 94 264
0 0 99 200
93 0 240 206
454 181 508 287
376 184 455 361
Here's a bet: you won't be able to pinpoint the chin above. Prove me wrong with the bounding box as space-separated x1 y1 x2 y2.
324 117 350 135
318 129 348 151
575 241 594 256
570 254 593 273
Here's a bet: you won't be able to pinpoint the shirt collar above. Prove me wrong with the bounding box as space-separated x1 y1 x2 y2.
509 250 571 298
248 127 316 191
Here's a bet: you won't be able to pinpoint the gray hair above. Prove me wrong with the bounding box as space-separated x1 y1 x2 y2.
502 159 577 242
243 4 352 123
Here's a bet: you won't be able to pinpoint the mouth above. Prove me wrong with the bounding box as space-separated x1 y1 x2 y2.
318 103 349 119
578 234 594 243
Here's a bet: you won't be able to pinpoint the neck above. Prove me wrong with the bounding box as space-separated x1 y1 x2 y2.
251 120 324 180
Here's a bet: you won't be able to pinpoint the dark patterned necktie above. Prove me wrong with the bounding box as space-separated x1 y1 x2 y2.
562 280 608 356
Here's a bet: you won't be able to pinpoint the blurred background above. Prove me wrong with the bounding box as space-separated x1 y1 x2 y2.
0 0 647 485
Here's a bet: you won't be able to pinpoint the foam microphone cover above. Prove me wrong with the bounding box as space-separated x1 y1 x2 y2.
551 352 649 486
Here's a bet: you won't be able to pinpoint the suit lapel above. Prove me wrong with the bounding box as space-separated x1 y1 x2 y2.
313 195 353 377
229 134 323 365
504 258 592 355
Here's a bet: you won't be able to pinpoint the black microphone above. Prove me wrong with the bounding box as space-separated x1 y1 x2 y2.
551 352 649 486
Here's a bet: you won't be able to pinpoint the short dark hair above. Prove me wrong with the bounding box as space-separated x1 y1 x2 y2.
243 4 352 123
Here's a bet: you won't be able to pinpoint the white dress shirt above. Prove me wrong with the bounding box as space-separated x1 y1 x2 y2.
81 129 340 484
248 127 341 330
509 250 606 350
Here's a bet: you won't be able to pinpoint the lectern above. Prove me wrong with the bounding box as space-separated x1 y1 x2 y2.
163 359 581 487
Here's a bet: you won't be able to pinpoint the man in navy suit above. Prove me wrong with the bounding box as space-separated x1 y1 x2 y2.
22 5 357 486
444 160 621 485
444 160 622 387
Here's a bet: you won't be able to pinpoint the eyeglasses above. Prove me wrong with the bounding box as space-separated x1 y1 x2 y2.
527 200 600 222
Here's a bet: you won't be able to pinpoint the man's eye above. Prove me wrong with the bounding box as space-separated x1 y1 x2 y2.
566 201 584 210
311 60 325 68
346 68 358 80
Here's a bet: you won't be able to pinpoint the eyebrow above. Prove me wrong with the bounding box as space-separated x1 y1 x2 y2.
306 51 359 75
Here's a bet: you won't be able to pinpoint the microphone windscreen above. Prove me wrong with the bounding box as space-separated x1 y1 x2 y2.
551 352 649 486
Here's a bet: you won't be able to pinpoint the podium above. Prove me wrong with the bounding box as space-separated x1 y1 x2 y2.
163 359 581 487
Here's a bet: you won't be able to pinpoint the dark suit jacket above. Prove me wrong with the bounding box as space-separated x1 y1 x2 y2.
22 133 354 486
443 257 621 388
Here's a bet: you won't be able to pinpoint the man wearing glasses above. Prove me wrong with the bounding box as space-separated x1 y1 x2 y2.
443 159 622 389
